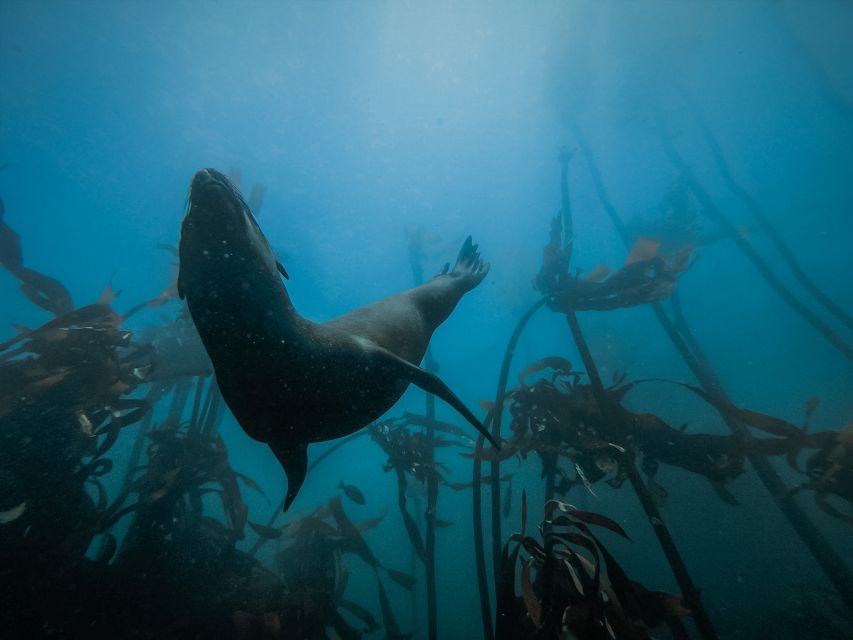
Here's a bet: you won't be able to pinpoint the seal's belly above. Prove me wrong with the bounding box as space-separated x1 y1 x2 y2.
212 329 409 444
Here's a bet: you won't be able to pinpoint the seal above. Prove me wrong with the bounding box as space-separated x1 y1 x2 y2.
178 168 498 509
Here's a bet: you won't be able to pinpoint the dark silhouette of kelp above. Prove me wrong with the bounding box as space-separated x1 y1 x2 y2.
570 124 853 611
0 209 414 639
789 420 853 524
0 193 73 316
495 494 690 640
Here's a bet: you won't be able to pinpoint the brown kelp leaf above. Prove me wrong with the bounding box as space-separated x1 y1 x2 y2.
94 404 149 436
400 496 427 563
236 473 267 497
85 458 113 478
557 532 601 587
736 407 803 438
584 264 611 283
544 499 578 516
384 567 417 591
520 489 528 539
545 500 630 540
521 558 543 626
518 357 573 386
357 515 384 533
642 379 805 439
4 252 73 316
329 494 382 568
97 281 119 305
815 495 853 523
96 533 118 564
480 399 495 414
0 501 26 524
574 462 598 498
402 412 467 437
625 236 660 266
709 480 740 505
679 382 802 438
120 284 179 322
521 537 546 564
376 576 407 638
248 521 283 539
569 511 630 540
31 370 69 391
338 600 380 633
652 591 692 618
87 477 109 510
562 557 587 596
571 549 599 583
98 502 142 531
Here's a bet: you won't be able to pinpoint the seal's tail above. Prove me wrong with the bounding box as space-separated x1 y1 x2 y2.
451 235 490 291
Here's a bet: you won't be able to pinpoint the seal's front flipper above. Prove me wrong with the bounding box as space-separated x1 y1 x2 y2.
276 260 289 280
269 440 308 511
375 345 500 449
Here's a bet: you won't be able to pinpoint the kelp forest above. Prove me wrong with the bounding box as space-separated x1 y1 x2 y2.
2 131 852 640
2 3 853 639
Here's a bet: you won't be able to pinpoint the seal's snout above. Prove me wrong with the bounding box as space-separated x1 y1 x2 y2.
191 168 215 190
191 168 230 195
189 168 242 216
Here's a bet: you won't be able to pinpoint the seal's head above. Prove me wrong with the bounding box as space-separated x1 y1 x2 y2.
178 168 279 299
188 168 248 226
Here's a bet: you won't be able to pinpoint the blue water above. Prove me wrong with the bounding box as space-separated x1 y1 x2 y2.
2 2 852 638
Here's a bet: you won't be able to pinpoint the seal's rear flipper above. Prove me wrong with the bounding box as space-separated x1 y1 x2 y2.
375 345 500 449
452 235 490 291
270 441 308 511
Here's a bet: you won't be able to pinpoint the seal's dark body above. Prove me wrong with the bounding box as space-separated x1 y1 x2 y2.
179 169 492 509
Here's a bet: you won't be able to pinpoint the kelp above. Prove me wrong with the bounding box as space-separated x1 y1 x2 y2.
369 417 457 487
788 421 853 524
0 296 153 560
546 248 691 313
0 296 409 639
137 307 211 382
269 496 413 639
467 360 834 506
535 213 691 314
571 122 853 610
495 497 690 640
248 431 370 556
0 237 408 637
368 414 471 562
656 117 853 361
0 270 278 638
101 418 251 546
0 193 73 316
